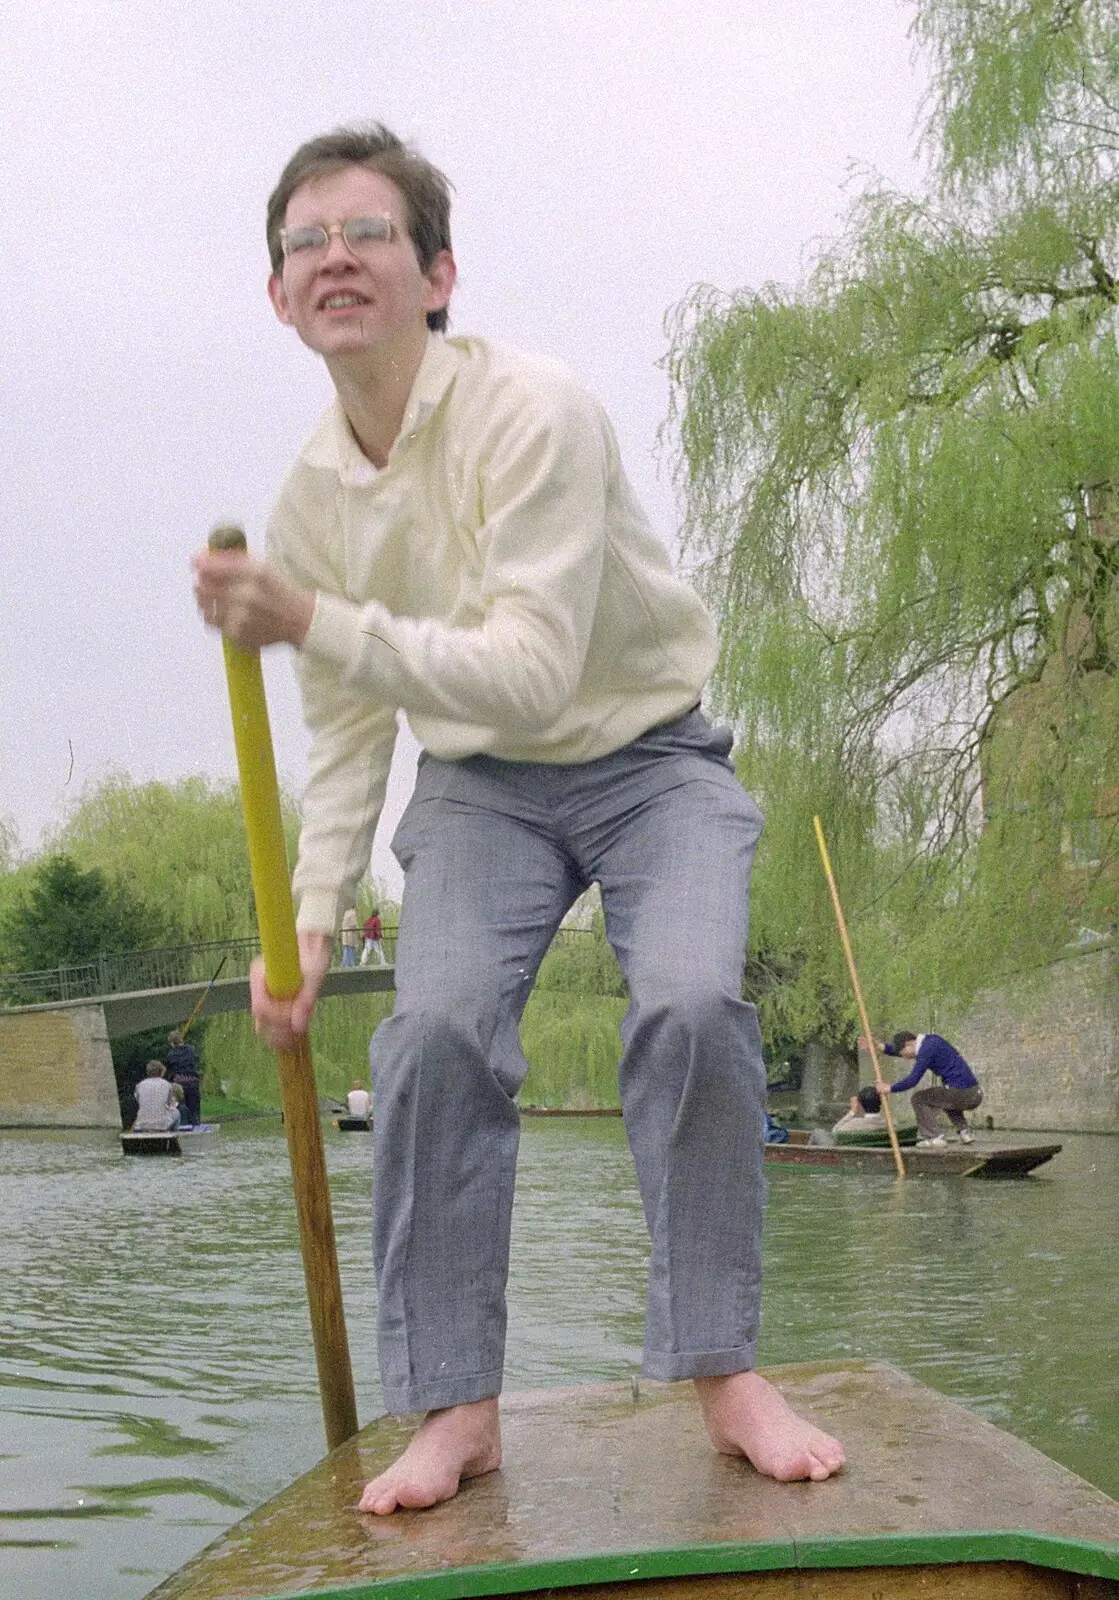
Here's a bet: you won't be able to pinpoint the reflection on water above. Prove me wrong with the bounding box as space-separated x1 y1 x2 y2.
0 1119 1115 1599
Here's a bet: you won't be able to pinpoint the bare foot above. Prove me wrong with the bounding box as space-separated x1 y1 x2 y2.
358 1398 502 1515
694 1371 845 1483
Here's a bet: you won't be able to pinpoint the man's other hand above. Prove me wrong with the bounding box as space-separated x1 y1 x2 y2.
249 932 334 1052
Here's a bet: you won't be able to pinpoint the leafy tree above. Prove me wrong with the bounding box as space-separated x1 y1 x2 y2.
53 773 300 947
666 0 1119 1041
1 853 160 972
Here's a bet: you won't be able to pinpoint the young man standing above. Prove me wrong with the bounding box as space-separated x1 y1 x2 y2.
194 123 844 1513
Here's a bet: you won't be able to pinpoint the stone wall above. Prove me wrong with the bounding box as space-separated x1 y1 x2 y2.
0 1006 121 1128
947 947 1118 1133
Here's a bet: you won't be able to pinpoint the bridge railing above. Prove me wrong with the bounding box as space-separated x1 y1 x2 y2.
0 925 615 1010
0 936 268 1009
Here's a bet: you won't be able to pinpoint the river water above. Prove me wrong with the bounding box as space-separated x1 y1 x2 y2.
1 1118 1115 1600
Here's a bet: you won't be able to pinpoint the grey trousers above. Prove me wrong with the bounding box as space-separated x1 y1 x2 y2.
912 1084 983 1139
370 708 767 1413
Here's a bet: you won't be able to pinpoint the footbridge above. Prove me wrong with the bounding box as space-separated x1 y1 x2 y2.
0 941 395 1131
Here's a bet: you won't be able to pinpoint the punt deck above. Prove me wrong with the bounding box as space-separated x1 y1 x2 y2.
145 1361 1118 1599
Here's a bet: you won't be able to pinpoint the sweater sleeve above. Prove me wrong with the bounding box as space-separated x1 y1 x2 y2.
298 380 610 738
267 486 399 936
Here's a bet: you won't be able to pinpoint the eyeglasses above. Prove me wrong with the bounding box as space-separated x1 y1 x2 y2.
280 213 397 261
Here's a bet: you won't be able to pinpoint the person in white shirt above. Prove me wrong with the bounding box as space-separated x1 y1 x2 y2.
193 121 843 1514
132 1061 180 1132
346 1080 373 1121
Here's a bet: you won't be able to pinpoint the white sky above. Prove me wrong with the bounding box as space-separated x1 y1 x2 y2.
1 0 928 901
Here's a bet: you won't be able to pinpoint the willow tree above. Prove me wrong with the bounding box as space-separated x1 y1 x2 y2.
667 0 1119 1044
53 774 301 947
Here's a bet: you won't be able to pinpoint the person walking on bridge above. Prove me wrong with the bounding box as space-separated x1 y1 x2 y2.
193 120 844 1516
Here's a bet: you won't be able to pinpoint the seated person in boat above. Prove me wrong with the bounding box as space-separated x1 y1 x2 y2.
132 1061 182 1132
194 120 845 1514
861 1031 982 1148
831 1084 887 1135
346 1080 372 1121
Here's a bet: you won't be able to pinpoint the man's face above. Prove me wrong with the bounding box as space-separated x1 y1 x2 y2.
267 165 454 359
901 1040 918 1059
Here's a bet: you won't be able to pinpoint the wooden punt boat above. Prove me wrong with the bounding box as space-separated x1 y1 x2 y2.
765 1130 1061 1178
119 1125 221 1157
334 1117 372 1132
144 1362 1118 1600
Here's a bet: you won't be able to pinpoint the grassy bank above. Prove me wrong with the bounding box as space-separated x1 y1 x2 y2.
199 989 627 1111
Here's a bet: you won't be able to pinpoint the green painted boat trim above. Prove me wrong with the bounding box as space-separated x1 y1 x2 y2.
242 1527 1119 1600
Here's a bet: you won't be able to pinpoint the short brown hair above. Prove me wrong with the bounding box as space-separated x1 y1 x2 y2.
266 123 454 332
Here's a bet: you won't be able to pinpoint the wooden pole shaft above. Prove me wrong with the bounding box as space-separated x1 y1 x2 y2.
180 955 227 1041
209 524 359 1449
812 815 906 1180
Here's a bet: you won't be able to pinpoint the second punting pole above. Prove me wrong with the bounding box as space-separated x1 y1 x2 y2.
812 815 906 1179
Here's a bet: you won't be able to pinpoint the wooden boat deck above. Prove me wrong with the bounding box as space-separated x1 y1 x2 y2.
145 1362 1119 1600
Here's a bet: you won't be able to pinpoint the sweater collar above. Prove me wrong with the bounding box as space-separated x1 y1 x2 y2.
312 333 460 486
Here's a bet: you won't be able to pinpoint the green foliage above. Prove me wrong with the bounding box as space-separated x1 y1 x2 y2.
519 993 626 1107
666 0 1119 1042
52 773 301 947
0 853 160 972
202 922 629 1112
533 923 627 996
917 0 1119 205
200 989 626 1113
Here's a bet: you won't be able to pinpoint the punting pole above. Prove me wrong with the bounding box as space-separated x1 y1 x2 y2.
180 954 227 1040
812 815 906 1179
208 524 359 1449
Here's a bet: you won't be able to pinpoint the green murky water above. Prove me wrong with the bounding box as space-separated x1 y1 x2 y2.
0 1118 1115 1599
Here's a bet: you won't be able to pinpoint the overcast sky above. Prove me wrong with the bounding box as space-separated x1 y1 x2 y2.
2 0 928 900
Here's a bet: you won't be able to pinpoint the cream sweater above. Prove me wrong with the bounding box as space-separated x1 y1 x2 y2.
267 334 718 934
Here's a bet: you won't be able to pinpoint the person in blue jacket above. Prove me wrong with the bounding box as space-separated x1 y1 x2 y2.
860 1031 982 1148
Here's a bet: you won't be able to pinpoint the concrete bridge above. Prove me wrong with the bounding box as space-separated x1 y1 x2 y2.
0 966 394 1130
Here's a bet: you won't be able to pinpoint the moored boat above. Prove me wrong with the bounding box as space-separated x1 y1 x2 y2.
144 1362 1118 1599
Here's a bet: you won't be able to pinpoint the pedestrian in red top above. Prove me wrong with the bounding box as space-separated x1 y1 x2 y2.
361 908 386 966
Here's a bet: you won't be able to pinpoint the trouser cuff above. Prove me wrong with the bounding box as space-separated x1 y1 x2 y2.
642 1342 758 1382
381 1367 504 1415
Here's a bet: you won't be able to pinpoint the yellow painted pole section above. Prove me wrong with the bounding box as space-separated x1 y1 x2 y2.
208 524 359 1448
812 815 906 1180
